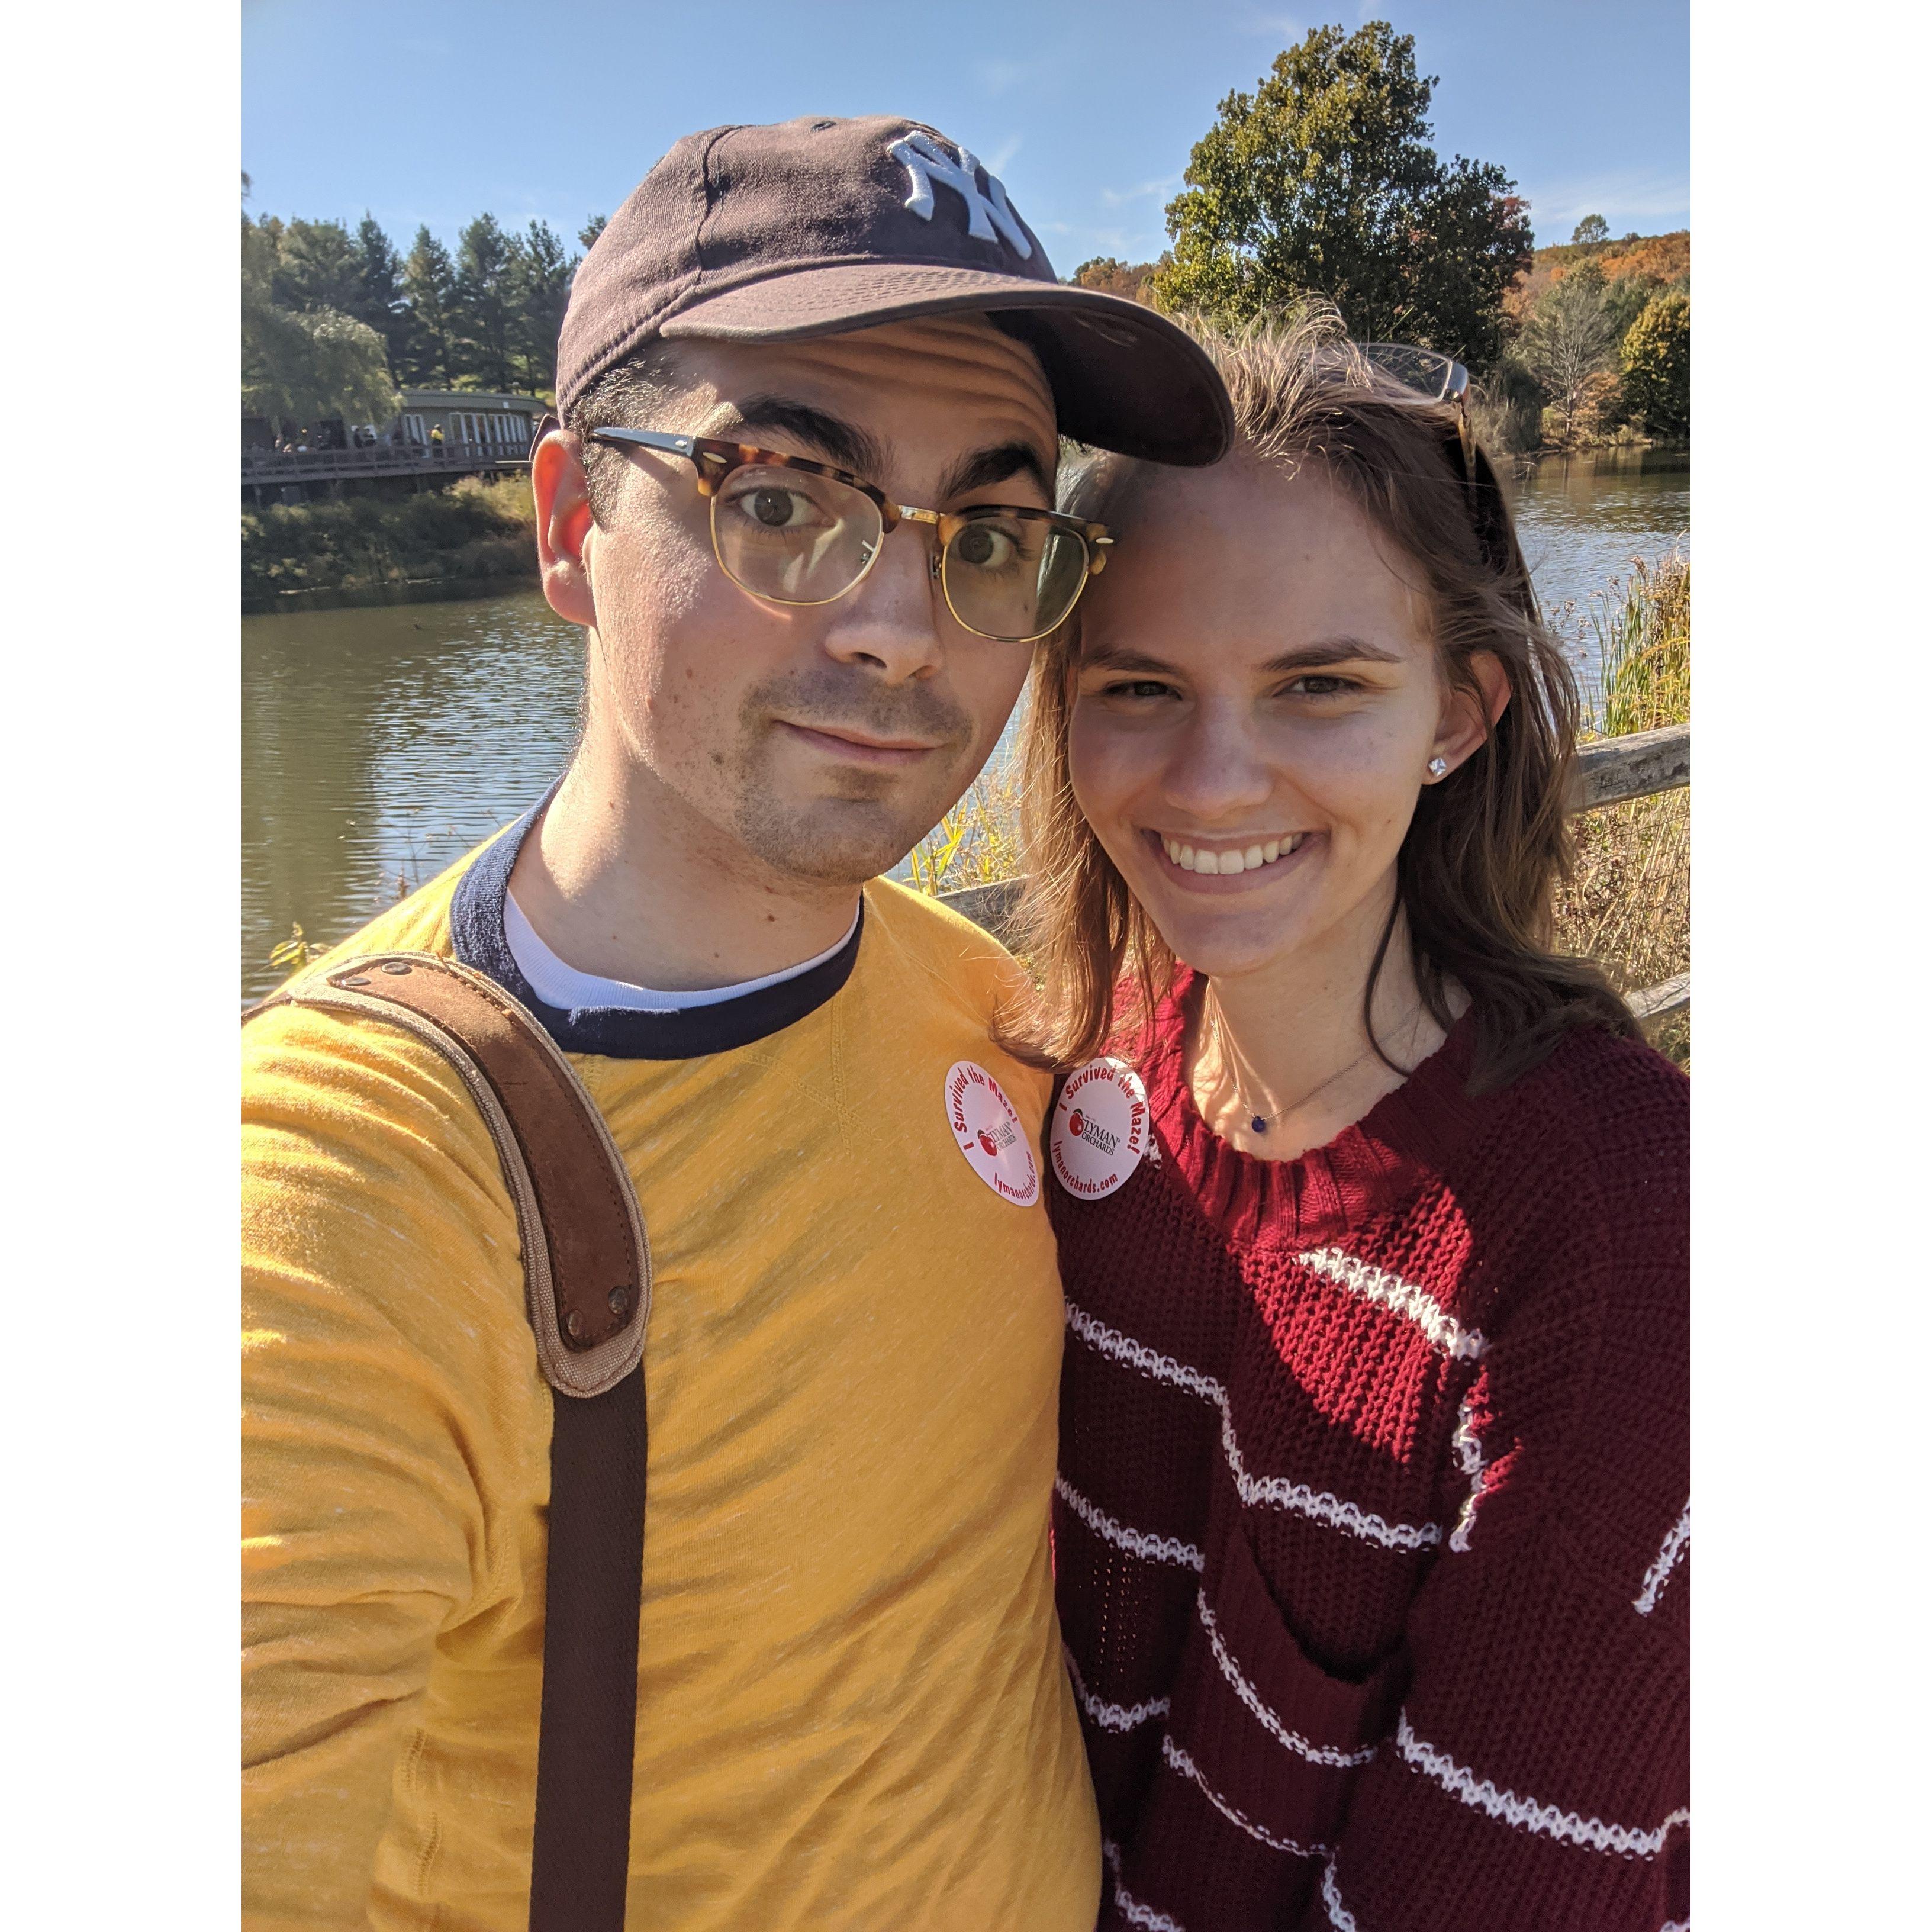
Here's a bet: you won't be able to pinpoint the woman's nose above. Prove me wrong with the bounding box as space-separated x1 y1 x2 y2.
1160 705 1277 821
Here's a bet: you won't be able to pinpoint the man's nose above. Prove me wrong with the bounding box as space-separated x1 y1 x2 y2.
816 523 948 683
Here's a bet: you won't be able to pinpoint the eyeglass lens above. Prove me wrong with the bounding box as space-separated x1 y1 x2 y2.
943 514 1091 645
709 463 1087 642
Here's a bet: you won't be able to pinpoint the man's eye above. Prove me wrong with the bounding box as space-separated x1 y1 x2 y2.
736 485 814 529
951 520 1022 571
1288 674 1354 697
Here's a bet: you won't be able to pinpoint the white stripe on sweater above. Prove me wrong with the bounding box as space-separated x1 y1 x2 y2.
1634 1500 1690 1614
1395 1710 1690 1857
1103 1840 1187 1932
1063 1643 1170 1733
1067 1301 1445 1553
1296 1245 1489 1361
1161 1733 1326 1857
1066 1302 1227 1403
1055 1473 1205 1571
1319 1861 1360 1931
1197 1591 1379 1767
1446 1390 1487 1554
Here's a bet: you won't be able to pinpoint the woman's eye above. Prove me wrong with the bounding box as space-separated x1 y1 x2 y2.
1286 674 1354 697
1103 679 1174 700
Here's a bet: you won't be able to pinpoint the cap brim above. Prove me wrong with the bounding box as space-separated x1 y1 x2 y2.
658 263 1232 468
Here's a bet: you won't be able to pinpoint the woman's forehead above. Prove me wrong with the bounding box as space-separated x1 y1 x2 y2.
1084 454 1434 661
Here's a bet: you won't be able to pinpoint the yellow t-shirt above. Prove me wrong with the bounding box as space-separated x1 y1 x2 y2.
243 813 1099 1931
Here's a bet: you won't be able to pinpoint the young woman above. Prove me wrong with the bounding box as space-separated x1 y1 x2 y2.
1017 320 1689 1932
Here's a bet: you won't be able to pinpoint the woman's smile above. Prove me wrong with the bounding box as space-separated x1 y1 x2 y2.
1143 827 1318 886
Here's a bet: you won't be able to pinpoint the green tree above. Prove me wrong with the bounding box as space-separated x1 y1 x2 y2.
272 217 364 314
400 226 457 385
452 213 519 389
578 214 608 249
508 218 577 393
350 214 408 378
243 215 397 427
1150 21 1533 369
1621 292 1690 440
1517 266 1622 447
1570 214 1609 246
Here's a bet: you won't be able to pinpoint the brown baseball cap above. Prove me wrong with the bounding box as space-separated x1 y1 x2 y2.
556 115 1233 467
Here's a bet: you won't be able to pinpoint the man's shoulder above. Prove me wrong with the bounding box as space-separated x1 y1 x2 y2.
244 832 510 1161
862 875 1023 985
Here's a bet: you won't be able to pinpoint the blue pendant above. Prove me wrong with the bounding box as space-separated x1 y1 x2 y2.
1251 1116 1268 1134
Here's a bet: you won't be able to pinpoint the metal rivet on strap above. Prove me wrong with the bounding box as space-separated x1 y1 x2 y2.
381 961 412 975
608 1286 630 1317
564 1309 584 1341
341 975 371 987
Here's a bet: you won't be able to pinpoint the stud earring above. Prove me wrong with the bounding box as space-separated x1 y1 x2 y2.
1427 756 1449 779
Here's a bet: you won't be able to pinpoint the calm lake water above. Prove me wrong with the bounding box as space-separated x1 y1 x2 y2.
241 449 1688 999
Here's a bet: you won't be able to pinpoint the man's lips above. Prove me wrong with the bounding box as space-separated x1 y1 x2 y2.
777 720 946 767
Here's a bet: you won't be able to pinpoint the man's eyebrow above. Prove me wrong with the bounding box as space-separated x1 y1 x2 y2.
703 396 888 481
938 440 1055 503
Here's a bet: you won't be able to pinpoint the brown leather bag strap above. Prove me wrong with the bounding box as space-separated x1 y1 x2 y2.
250 952 648 1931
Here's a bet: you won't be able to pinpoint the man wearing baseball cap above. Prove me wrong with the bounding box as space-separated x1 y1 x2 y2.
243 115 1229 1930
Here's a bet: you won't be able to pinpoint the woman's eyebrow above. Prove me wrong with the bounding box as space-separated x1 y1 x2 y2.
1260 637 1406 669
1082 637 1406 675
1081 645 1178 674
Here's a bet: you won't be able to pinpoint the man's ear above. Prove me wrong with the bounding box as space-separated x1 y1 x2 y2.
533 430 597 627
1430 651 1512 777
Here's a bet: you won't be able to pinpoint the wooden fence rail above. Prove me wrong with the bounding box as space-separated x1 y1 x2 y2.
938 722 1691 1033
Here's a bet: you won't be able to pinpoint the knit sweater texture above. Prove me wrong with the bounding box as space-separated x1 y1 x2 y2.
1050 971 1690 1932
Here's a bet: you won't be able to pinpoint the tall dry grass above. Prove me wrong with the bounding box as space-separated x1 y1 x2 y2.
1551 546 1691 1063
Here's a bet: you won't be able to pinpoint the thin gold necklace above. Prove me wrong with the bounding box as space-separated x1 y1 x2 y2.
1203 997 1422 1138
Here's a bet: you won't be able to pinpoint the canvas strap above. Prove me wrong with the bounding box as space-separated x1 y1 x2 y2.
249 952 650 1931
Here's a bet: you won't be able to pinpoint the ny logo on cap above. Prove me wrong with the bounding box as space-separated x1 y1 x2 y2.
888 132 1033 260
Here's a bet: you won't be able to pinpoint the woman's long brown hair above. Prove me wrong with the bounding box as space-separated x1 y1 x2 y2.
1008 312 1635 1093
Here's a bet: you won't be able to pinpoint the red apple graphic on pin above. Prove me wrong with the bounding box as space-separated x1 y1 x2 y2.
1067 1109 1086 1139
977 1128 1000 1157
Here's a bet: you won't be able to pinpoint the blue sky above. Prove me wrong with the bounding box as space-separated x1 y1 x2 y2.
242 0 1687 268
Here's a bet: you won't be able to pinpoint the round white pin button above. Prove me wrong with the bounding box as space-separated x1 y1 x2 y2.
944 1061 1039 1206
1049 1057 1150 1201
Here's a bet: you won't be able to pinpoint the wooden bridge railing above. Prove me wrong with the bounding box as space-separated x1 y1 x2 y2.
243 442 532 490
937 722 1691 1033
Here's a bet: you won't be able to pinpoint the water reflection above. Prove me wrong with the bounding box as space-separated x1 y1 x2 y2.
243 591 584 998
242 455 1688 998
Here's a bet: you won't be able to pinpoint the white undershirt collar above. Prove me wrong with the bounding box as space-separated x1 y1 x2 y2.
503 891 861 1014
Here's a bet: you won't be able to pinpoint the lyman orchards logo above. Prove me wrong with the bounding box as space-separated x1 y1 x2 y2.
944 1060 1039 1206
1050 1058 1150 1201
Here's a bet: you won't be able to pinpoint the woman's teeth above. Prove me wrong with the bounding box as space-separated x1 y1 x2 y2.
1160 833 1306 875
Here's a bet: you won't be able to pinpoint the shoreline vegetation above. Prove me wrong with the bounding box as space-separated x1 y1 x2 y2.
242 474 539 611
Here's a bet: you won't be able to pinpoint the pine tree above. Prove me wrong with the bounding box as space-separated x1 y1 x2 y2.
350 214 408 379
400 226 457 386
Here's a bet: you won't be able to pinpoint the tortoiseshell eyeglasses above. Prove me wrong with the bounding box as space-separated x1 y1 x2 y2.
587 427 1113 645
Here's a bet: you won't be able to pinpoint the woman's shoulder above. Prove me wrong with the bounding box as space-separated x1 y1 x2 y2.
1493 1019 1689 1183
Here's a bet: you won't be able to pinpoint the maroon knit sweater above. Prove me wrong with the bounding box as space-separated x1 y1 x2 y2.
1049 971 1689 1932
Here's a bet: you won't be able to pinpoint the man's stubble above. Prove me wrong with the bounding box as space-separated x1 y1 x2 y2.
727 660 984 886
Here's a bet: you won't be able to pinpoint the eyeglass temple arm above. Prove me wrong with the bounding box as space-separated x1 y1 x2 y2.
589 427 699 458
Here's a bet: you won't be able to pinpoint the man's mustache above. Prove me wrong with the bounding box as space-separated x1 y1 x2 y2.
743 665 977 753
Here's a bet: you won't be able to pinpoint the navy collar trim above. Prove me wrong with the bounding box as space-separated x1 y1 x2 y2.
449 791 863 1060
